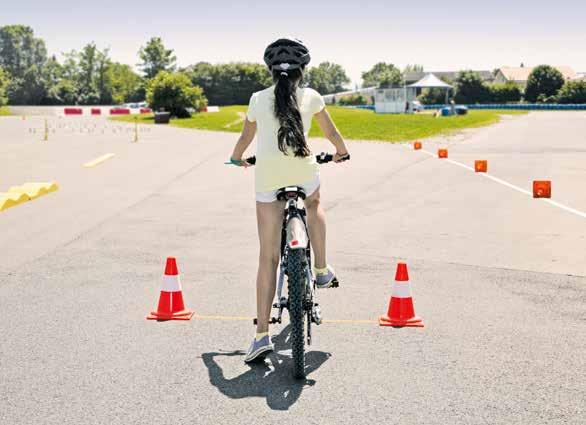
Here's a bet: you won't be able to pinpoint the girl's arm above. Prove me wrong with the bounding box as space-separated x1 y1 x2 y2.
314 108 349 162
230 119 257 162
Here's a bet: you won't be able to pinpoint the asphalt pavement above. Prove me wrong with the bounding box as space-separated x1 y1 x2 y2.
0 111 584 424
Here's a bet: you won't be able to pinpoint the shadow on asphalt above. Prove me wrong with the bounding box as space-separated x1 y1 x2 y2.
201 325 331 410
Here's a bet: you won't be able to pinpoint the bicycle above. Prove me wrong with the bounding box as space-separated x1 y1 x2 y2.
228 152 350 378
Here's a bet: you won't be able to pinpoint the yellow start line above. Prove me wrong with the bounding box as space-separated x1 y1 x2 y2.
193 314 377 324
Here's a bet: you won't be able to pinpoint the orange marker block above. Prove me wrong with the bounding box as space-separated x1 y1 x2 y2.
414 141 422 150
533 181 551 198
438 149 448 159
475 160 487 173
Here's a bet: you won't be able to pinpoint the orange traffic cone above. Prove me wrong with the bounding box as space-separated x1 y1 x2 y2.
379 262 424 327
147 257 194 321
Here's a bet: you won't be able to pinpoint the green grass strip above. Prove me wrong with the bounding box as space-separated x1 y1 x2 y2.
112 106 527 142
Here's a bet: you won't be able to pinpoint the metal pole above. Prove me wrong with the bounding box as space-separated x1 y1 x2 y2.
133 116 138 143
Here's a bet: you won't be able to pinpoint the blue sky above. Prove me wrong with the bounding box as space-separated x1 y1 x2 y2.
2 0 585 86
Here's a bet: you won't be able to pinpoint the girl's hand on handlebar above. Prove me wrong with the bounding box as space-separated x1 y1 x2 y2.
334 151 350 163
228 157 251 167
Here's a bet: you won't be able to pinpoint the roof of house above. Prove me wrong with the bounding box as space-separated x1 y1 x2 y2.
404 70 494 83
498 66 577 82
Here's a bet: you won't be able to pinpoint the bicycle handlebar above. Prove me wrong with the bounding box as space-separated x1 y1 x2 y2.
238 152 350 166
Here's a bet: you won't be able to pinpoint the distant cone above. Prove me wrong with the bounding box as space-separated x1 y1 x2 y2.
379 262 423 327
147 257 194 321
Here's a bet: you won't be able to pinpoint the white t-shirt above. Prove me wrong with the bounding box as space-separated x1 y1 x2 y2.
246 85 325 192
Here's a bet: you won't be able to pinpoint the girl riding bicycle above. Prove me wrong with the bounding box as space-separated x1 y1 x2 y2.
229 37 349 362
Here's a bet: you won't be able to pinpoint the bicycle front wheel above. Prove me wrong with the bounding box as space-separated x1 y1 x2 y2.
287 249 308 379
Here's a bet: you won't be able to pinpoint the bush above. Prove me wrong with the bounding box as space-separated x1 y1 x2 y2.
525 65 564 103
454 71 490 104
556 80 586 104
489 82 522 103
147 71 207 118
338 94 368 106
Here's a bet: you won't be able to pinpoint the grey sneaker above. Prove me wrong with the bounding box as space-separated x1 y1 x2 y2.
244 335 274 363
315 265 336 288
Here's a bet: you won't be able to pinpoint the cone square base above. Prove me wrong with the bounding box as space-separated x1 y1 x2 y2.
379 315 424 328
146 309 194 321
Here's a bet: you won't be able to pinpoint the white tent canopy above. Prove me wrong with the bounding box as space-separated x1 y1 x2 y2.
408 73 453 89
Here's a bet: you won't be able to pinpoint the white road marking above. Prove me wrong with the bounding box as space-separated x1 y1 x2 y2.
403 143 586 219
223 112 246 129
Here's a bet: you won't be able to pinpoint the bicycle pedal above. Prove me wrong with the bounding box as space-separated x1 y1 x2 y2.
311 305 323 325
253 317 281 325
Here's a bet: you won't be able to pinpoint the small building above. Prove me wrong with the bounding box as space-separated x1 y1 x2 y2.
494 66 577 87
374 87 417 113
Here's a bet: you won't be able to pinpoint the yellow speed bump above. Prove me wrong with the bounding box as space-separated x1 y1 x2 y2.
84 153 115 168
8 182 59 200
0 192 30 212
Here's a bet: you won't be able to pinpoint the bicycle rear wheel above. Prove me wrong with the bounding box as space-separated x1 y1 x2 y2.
287 249 307 379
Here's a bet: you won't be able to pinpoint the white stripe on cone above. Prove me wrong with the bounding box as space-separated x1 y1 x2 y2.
161 275 182 292
392 282 412 298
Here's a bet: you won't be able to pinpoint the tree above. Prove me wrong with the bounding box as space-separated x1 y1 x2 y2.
57 51 80 104
305 62 350 95
361 62 403 88
138 37 176 79
0 67 9 106
404 64 424 73
95 48 113 104
147 71 207 117
76 43 100 104
0 25 47 78
556 80 586 104
525 65 564 103
57 44 115 105
0 25 48 104
454 70 490 104
40 56 64 105
109 63 144 104
186 62 271 105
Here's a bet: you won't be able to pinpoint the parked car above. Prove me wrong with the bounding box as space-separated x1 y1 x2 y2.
411 100 424 112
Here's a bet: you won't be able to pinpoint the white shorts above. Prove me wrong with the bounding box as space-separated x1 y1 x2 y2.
256 175 320 203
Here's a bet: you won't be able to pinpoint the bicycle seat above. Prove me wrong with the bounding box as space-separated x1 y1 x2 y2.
276 186 306 201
